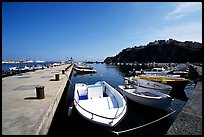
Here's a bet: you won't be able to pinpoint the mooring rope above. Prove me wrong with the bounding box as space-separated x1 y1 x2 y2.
110 109 176 135
68 78 74 85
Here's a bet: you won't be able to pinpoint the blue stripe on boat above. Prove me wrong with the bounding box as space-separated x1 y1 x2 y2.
79 95 88 100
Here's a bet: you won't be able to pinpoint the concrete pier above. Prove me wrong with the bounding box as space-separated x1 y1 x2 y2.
190 64 202 76
2 64 74 135
166 81 202 135
189 64 202 80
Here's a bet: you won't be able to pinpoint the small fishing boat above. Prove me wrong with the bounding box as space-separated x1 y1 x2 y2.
73 72 94 77
74 62 93 69
19 65 32 73
125 77 172 94
75 64 93 70
133 74 189 83
132 75 189 89
133 67 171 75
9 67 18 71
73 81 127 127
118 81 173 112
74 67 97 74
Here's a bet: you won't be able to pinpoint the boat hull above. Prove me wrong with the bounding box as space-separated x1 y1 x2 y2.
74 67 97 74
126 77 172 94
74 81 127 127
118 85 172 112
133 75 189 91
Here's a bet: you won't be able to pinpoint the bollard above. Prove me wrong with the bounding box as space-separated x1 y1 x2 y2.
55 74 60 81
36 86 45 99
62 70 65 74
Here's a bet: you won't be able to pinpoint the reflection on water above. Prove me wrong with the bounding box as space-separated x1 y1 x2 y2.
169 88 188 101
73 72 95 78
48 63 195 136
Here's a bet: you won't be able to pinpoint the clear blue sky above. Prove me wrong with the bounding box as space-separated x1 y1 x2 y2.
2 2 202 62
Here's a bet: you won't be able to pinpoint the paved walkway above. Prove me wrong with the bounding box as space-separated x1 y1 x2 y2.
2 64 74 135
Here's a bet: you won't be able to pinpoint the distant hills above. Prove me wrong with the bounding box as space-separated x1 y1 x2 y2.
104 39 202 63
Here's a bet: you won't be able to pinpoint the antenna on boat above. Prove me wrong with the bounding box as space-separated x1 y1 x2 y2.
100 74 103 81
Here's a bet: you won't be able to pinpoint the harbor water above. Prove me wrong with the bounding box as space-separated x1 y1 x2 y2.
48 63 196 135
2 62 54 71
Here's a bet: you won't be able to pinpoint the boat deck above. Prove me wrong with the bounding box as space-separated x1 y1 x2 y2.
79 96 118 111
137 92 161 97
77 96 123 125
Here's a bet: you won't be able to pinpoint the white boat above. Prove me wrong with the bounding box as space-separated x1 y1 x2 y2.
74 62 93 69
73 73 94 77
134 67 171 75
142 73 181 78
125 77 172 94
73 81 127 127
52 63 61 66
75 64 93 69
9 67 18 71
20 65 31 71
74 67 97 74
118 83 172 112
132 74 190 89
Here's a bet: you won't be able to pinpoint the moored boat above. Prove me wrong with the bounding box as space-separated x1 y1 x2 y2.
75 64 93 70
74 67 97 74
74 62 93 69
133 67 171 75
132 75 190 88
9 67 18 71
125 77 172 94
73 81 127 127
118 83 173 112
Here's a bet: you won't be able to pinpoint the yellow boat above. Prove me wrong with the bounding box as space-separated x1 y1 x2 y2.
132 75 189 83
132 75 190 90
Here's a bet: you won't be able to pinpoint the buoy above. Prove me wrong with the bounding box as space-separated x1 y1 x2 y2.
68 106 73 117
68 100 74 117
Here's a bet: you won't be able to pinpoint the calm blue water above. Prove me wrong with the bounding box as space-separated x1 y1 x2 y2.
47 63 195 136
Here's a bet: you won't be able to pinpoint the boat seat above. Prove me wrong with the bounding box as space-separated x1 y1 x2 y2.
88 86 103 99
77 89 87 96
76 84 88 96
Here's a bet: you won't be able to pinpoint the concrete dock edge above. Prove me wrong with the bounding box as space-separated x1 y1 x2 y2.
35 64 74 135
166 81 202 135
